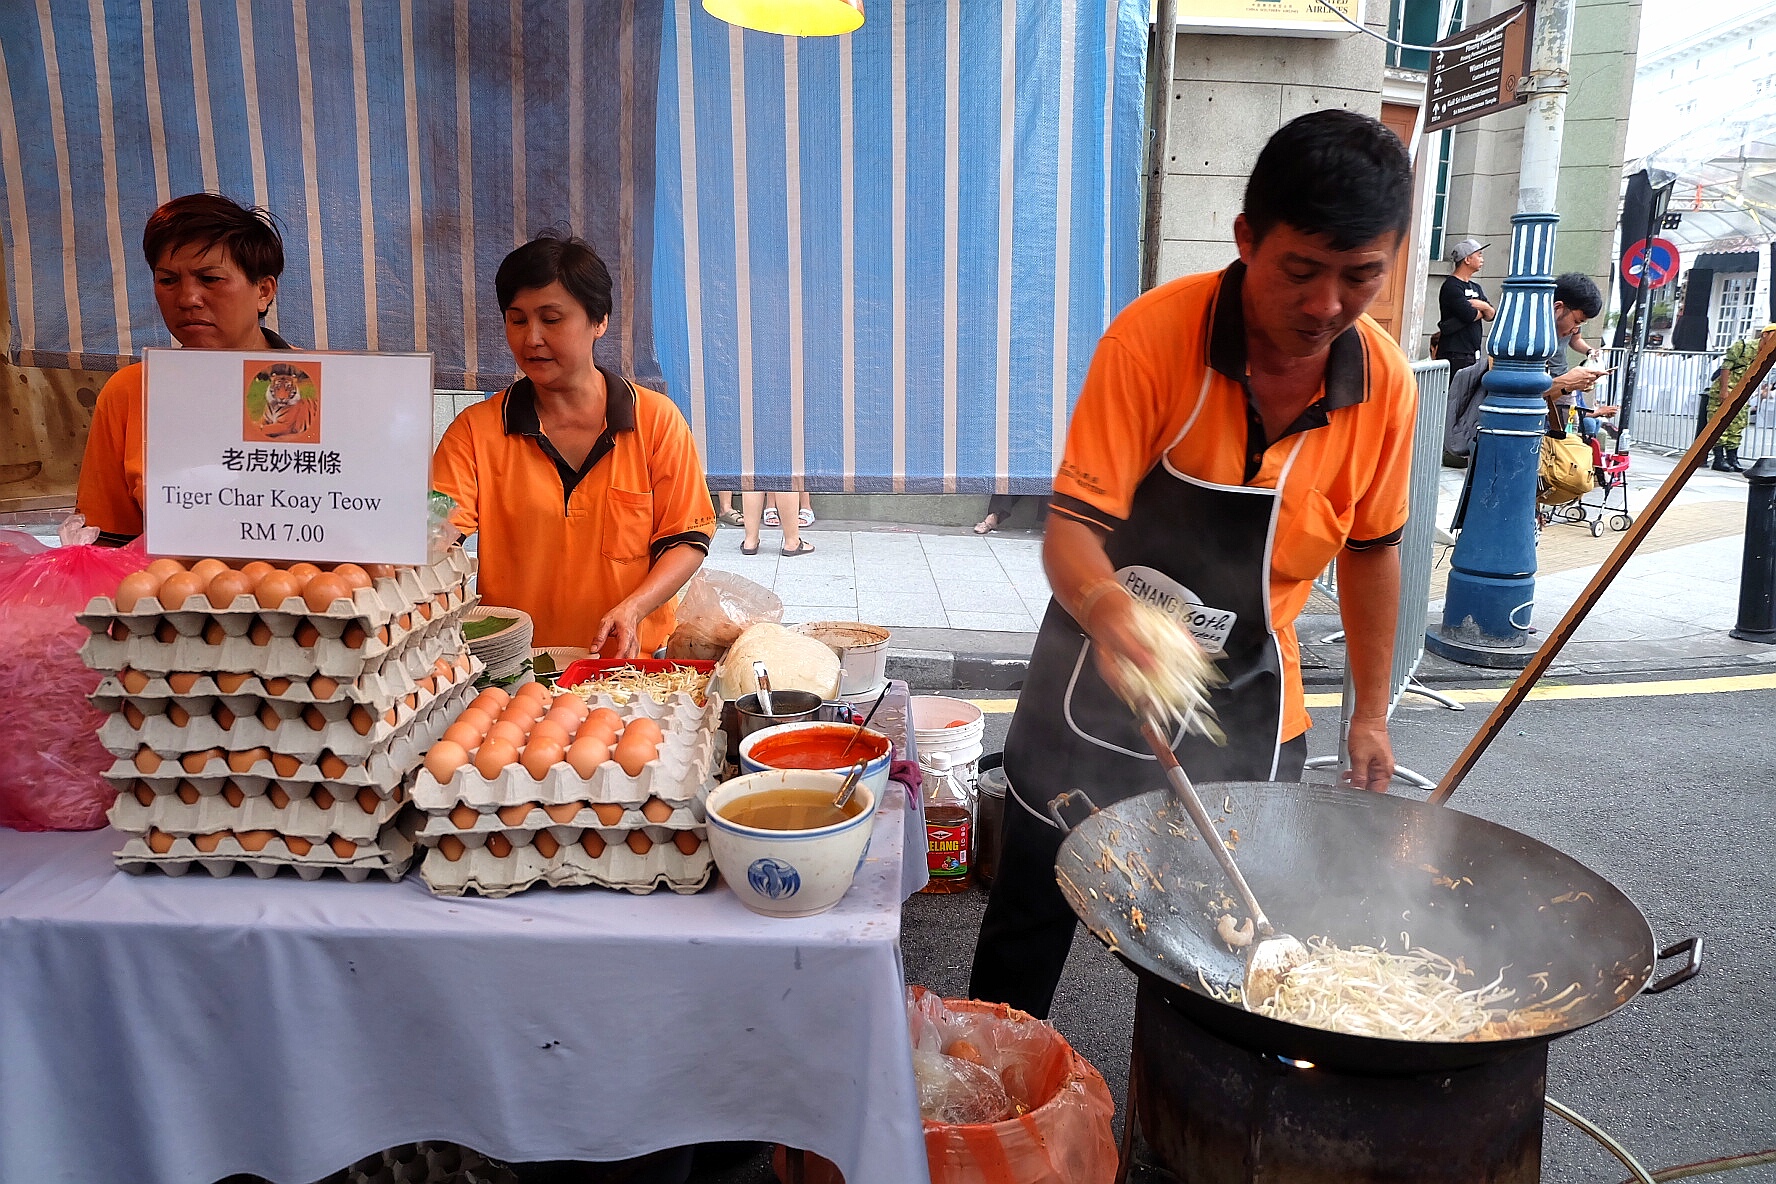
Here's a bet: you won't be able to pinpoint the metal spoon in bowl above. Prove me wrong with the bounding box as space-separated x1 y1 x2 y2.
832 759 869 811
752 661 773 716
1136 709 1308 1006
838 683 891 760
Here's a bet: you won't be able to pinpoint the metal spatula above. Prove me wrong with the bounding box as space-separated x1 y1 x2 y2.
1136 711 1308 1005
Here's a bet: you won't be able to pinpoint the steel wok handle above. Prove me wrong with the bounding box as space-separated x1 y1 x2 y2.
1047 789 1101 833
1642 937 1703 994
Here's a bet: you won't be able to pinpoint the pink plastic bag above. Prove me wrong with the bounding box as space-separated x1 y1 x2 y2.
0 517 147 831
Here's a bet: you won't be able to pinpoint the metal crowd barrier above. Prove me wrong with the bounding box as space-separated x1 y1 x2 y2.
1309 359 1459 789
1593 347 1776 459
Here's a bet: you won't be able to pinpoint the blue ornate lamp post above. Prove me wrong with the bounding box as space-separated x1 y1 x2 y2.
1427 0 1577 669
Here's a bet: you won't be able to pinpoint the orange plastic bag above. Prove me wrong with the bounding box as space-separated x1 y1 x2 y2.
910 988 1118 1184
0 519 147 831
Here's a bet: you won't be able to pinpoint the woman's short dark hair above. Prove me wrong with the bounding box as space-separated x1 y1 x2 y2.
142 193 284 281
496 234 613 324
1243 110 1413 252
1554 272 1603 319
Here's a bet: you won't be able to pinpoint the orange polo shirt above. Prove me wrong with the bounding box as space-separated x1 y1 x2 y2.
431 371 715 652
1050 263 1417 742
76 330 294 544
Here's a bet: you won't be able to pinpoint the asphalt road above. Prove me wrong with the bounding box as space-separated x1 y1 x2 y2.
893 678 1776 1183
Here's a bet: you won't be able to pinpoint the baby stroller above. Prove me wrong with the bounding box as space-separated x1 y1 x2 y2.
1538 406 1631 537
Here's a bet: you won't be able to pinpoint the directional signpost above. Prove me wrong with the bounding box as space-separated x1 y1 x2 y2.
1424 4 1531 132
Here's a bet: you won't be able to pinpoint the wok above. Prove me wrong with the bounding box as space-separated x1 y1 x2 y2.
1053 781 1699 1074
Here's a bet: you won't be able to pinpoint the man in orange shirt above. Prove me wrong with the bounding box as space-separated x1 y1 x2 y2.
77 194 293 544
432 235 714 656
970 110 1418 1018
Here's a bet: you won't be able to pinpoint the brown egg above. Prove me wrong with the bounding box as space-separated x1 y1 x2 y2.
673 831 702 856
486 833 514 859
318 753 348 779
364 563 398 580
626 831 653 855
115 570 163 612
414 601 432 622
145 557 186 581
312 787 335 810
262 676 293 695
182 748 223 774
544 801 581 824
255 570 301 609
133 747 162 773
585 707 624 736
397 612 413 631
382 707 397 726
533 831 561 859
222 782 246 808
214 706 238 731
498 802 536 826
613 731 658 778
206 570 252 609
404 692 418 709
581 831 607 857
432 657 455 683
216 671 251 692
238 830 274 852
641 797 674 824
122 702 146 729
155 620 180 644
120 667 151 693
473 739 518 779
287 562 321 585
302 705 328 732
227 748 270 773
521 739 564 781
246 620 273 647
441 721 484 750
176 782 200 805
426 740 472 784
303 573 351 613
267 785 291 809
486 720 528 749
356 787 379 813
529 720 572 750
376 625 391 645
449 803 480 829
548 697 589 725
240 560 274 586
282 834 313 855
110 620 130 641
309 674 340 698
294 621 321 648
332 563 372 591
193 831 227 853
190 558 229 581
132 783 155 807
146 829 175 854
565 737 609 778
201 620 228 646
271 753 302 777
167 703 192 728
392 785 406 803
625 716 665 745
515 680 552 704
348 705 373 735
591 802 624 826
455 707 495 736
414 676 436 696
341 623 368 649
328 836 357 859
257 704 281 731
158 570 208 609
439 834 467 861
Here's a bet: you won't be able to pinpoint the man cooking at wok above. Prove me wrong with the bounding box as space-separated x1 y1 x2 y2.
970 110 1417 1020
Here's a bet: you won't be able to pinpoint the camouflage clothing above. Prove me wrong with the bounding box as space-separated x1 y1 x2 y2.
1704 339 1758 449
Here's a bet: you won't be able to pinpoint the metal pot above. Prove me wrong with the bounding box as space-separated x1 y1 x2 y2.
974 753 1008 887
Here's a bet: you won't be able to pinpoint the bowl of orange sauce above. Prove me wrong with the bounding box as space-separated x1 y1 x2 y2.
737 721 893 805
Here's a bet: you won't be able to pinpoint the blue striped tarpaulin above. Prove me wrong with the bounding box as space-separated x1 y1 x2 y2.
653 0 1147 493
0 0 661 391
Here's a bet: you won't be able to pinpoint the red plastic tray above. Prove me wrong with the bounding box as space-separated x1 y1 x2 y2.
556 657 717 691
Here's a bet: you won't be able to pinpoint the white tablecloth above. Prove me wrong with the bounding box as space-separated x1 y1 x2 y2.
0 778 931 1184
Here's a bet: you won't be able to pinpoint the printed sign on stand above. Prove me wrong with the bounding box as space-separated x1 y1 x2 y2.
143 349 433 564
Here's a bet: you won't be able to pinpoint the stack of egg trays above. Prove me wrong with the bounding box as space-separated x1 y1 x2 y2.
332 1142 518 1184
411 691 726 898
77 548 477 680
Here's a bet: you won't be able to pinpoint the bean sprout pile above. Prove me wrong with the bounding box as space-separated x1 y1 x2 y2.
1110 598 1225 743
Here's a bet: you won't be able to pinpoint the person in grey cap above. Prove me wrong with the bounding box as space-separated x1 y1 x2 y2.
1437 237 1493 379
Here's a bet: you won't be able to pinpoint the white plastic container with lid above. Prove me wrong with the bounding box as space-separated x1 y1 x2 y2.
910 695 985 785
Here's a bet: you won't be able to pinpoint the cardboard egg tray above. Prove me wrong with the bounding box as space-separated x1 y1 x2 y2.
79 595 476 681
418 826 714 898
561 684 720 727
416 797 702 839
90 645 473 717
410 728 723 815
102 677 475 797
337 1141 518 1184
110 781 405 844
96 659 482 762
113 816 417 882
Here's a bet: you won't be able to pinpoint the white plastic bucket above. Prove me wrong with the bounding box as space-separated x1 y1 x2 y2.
797 621 891 696
911 695 986 783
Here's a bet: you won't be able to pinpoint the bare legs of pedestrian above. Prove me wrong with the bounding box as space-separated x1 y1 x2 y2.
741 491 807 555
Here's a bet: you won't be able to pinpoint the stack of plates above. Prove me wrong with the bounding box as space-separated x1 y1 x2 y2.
462 606 534 684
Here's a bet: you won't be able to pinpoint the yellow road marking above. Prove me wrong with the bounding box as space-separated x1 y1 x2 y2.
962 670 1776 715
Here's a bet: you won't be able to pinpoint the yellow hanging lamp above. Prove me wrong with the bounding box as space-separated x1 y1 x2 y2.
702 0 864 37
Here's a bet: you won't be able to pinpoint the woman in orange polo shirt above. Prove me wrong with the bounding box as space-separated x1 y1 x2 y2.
432 235 714 658
77 194 294 544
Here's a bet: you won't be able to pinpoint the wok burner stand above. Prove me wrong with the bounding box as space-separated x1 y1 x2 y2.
1128 980 1549 1183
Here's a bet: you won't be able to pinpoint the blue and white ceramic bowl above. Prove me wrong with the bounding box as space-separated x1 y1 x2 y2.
736 721 894 805
706 770 879 918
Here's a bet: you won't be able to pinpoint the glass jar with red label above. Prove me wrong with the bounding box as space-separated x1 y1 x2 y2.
920 752 973 894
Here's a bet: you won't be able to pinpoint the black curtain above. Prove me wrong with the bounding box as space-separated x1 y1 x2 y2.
1614 171 1653 348
1672 268 1713 352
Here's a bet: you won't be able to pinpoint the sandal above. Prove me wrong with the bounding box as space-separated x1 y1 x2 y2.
763 508 780 527
740 541 760 556
972 513 1001 535
798 508 815 527
717 508 744 527
781 540 816 557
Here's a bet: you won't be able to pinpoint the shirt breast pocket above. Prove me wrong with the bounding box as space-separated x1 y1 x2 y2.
1271 488 1351 583
602 488 655 565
